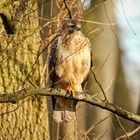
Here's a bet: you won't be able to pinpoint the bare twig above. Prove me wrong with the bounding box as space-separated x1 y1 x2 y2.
0 98 29 115
116 126 140 140
82 116 109 140
96 129 107 140
85 116 109 136
63 0 72 19
90 69 107 101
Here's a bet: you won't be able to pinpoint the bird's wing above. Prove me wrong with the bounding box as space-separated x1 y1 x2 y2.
48 37 58 88
48 37 59 109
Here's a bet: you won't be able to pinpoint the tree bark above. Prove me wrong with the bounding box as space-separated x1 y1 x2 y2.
0 0 50 139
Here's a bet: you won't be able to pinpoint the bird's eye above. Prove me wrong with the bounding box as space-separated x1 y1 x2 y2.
67 24 76 28
70 25 76 28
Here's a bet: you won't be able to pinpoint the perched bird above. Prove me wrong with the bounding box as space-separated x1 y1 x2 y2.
48 19 92 123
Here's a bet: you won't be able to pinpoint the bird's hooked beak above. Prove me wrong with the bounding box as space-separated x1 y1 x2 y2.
75 24 81 31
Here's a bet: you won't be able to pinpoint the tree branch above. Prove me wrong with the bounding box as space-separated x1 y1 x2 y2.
0 88 140 124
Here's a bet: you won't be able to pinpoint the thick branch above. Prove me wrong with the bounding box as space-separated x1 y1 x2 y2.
0 88 140 124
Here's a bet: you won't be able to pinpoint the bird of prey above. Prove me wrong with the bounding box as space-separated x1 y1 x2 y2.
48 19 92 123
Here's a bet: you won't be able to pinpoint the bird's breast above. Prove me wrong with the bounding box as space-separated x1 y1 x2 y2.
55 34 91 85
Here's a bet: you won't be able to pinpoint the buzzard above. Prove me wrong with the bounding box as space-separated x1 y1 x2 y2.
49 19 92 123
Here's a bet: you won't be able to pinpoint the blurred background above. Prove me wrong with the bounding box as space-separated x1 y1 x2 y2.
116 0 140 110
77 0 140 139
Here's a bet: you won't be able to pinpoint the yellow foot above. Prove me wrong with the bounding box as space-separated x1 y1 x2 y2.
67 81 75 96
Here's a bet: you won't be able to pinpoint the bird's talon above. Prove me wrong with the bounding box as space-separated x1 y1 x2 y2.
67 81 75 97
71 90 75 97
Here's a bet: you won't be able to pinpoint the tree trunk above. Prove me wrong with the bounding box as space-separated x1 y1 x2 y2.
112 47 134 139
0 0 50 139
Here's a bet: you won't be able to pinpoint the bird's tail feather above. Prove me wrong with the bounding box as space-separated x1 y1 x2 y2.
53 110 76 123
52 97 77 123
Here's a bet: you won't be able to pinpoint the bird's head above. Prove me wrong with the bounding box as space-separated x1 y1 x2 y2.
61 20 81 34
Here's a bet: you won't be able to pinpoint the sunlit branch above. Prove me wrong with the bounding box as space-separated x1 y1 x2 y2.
0 88 140 124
